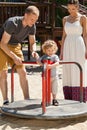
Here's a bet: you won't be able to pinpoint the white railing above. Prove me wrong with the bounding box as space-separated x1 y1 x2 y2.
79 4 87 15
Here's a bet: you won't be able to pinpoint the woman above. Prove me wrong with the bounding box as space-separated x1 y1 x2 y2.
60 0 87 102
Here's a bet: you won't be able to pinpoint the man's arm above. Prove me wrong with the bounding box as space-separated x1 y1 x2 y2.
28 34 39 59
0 31 22 65
29 35 36 53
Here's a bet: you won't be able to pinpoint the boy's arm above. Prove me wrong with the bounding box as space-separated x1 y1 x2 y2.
47 61 59 69
47 55 59 69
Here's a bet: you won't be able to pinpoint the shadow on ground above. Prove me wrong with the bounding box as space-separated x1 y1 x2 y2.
0 114 87 130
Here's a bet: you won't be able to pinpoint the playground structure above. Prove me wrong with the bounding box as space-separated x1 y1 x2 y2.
1 60 87 119
0 1 63 38
0 1 63 59
0 1 87 59
0 1 87 41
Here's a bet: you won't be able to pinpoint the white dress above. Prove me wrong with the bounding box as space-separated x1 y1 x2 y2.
63 17 87 101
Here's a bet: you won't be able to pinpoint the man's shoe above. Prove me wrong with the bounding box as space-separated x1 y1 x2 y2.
3 100 9 105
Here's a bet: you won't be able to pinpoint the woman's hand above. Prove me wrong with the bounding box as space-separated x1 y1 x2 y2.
59 52 63 60
85 49 87 59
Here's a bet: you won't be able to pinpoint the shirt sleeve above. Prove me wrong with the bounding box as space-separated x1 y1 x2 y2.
3 20 16 35
29 24 36 35
55 55 59 62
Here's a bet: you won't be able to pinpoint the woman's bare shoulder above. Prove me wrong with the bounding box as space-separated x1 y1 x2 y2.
80 14 86 20
63 16 69 24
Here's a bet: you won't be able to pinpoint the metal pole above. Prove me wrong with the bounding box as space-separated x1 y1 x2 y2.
60 61 83 102
11 61 37 102
11 64 16 102
46 59 51 106
42 64 46 114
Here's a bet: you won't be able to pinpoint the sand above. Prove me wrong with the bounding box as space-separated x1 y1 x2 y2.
0 64 87 130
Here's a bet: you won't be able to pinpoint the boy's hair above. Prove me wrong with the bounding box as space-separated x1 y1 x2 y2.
42 40 58 54
67 0 79 6
25 6 39 17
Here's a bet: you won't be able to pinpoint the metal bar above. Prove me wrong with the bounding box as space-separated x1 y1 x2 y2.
42 64 46 114
46 59 51 106
42 61 83 114
59 61 83 102
11 64 16 102
11 61 38 102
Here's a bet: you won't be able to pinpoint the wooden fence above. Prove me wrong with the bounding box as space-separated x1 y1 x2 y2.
0 2 27 27
0 2 63 58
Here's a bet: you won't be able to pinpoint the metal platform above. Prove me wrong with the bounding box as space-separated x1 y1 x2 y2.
1 99 87 120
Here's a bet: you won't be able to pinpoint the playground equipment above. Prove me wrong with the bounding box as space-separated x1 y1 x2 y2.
1 60 87 119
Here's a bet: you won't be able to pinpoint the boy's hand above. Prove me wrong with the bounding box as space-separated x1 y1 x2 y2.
46 64 52 69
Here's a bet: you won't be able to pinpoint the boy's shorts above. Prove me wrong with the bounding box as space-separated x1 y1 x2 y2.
0 43 24 71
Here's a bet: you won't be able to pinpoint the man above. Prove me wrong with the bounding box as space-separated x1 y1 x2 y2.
0 5 39 105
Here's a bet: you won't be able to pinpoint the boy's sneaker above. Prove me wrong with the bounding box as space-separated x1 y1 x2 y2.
52 99 59 106
3 100 9 105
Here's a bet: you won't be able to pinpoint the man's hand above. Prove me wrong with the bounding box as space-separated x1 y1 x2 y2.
13 55 22 65
32 51 39 59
